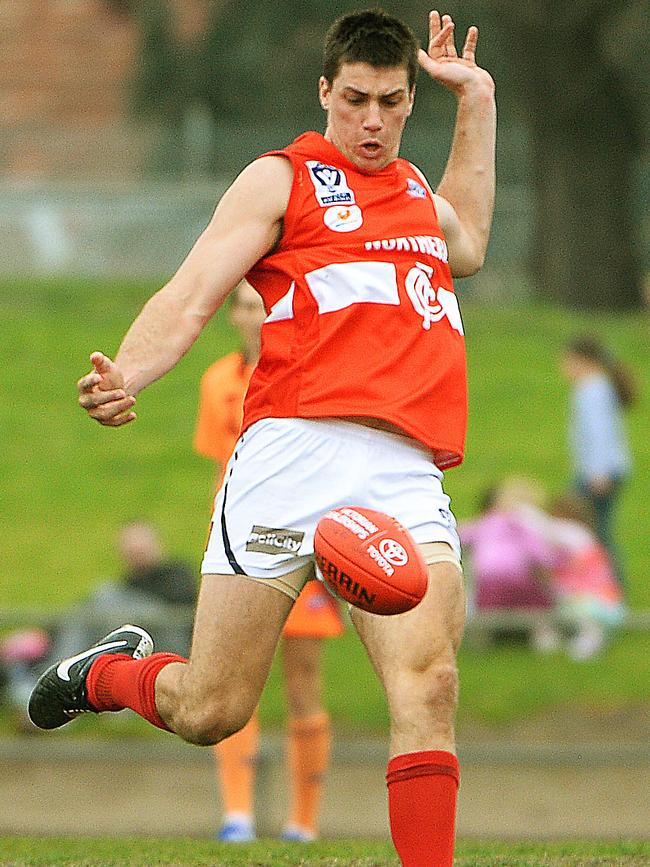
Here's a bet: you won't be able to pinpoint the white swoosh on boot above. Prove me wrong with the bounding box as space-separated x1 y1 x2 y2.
56 640 129 681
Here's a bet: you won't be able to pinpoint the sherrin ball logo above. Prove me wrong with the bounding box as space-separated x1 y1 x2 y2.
314 506 427 615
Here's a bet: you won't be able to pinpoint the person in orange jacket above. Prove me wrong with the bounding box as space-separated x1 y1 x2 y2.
194 281 344 841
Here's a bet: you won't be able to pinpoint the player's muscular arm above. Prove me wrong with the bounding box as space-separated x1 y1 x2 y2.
78 157 293 426
419 12 496 277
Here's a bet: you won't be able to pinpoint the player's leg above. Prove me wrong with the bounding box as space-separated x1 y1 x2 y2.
351 553 465 867
110 574 293 744
149 575 290 743
30 574 293 746
281 635 331 841
213 711 260 842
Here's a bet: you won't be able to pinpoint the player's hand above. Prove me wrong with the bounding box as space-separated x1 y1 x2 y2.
418 11 494 96
77 351 137 427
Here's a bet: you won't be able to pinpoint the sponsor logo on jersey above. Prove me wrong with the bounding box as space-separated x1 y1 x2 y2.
306 161 356 206
406 178 427 199
246 525 304 555
324 204 363 233
405 262 464 334
364 235 449 263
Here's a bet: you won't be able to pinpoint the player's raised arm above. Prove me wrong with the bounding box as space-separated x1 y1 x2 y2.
77 156 293 426
419 10 496 277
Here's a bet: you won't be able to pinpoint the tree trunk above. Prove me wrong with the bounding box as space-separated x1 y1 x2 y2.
525 26 642 310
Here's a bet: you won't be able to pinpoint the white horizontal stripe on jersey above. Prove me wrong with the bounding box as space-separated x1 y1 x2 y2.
304 261 399 314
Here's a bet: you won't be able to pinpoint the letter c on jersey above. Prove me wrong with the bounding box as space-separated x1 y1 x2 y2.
405 262 464 335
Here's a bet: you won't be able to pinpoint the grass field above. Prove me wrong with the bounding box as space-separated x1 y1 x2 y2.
1 278 649 731
0 838 648 866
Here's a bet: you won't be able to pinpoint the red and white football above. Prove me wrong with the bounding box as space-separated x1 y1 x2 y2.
314 506 428 615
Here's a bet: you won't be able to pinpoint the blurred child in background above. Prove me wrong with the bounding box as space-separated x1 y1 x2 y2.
560 335 637 588
0 628 51 733
532 494 626 661
459 477 559 652
465 476 627 661
194 281 344 843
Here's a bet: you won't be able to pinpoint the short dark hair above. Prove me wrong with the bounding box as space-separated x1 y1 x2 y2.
323 9 419 90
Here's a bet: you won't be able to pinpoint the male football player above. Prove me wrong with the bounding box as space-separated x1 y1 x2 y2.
31 10 496 865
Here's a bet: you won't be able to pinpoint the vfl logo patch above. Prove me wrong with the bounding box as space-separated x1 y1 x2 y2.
246 526 304 555
405 262 464 334
306 161 355 207
406 178 427 199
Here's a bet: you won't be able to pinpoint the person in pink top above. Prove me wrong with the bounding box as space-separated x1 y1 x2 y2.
459 479 559 651
460 485 557 609
529 494 626 661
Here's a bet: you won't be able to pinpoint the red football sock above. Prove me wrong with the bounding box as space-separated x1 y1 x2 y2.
86 652 186 732
386 750 459 867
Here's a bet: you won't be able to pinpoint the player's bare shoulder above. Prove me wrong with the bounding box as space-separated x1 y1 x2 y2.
204 155 294 260
224 155 294 225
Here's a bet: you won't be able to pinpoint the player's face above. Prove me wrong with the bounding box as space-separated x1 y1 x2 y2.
319 62 414 172
561 350 593 382
119 523 162 570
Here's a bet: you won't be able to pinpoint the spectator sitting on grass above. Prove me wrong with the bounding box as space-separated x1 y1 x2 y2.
0 520 196 732
2 522 197 732
521 494 626 661
50 520 197 661
459 477 560 652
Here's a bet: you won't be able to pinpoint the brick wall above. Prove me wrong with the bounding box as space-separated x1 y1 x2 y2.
0 0 214 180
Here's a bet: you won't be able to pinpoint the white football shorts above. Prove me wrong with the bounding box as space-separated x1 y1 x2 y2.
201 417 461 596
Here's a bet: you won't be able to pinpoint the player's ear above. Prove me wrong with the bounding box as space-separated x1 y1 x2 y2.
406 86 415 117
318 76 331 111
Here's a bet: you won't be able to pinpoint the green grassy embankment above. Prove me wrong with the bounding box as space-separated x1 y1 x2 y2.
1 278 648 732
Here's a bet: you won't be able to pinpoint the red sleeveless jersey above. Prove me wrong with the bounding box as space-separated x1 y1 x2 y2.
243 132 467 469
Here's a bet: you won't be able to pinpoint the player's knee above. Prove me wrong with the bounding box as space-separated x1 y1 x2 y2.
390 661 459 719
172 700 251 746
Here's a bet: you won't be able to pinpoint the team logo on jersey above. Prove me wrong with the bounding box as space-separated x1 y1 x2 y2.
323 204 363 233
306 161 356 207
405 262 464 334
246 525 304 555
406 178 427 199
